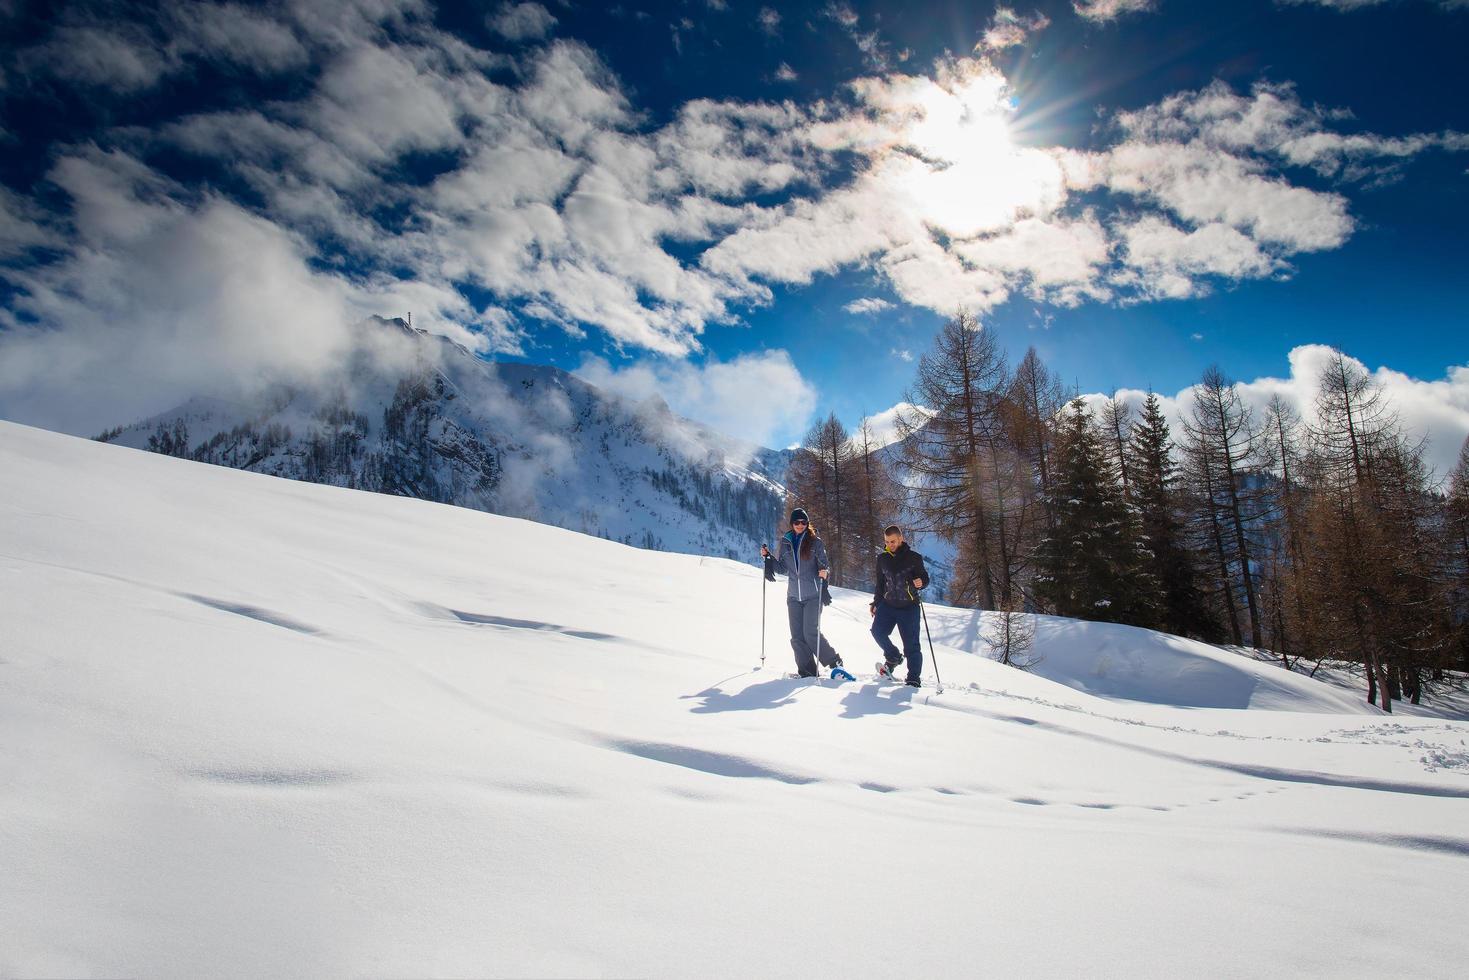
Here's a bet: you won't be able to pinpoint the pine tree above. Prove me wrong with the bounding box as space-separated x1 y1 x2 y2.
1034 399 1156 625
1127 391 1219 640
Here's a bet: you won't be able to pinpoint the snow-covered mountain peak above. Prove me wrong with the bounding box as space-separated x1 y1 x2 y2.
94 316 792 561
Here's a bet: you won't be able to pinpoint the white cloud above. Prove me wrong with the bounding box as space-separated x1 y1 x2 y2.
1073 0 1156 22
823 2 890 70
0 156 367 434
1088 346 1469 482
757 7 781 35
862 401 934 448
1098 141 1354 252
489 2 558 41
979 8 1051 51
1116 216 1279 299
1114 79 1467 184
845 297 893 314
304 43 465 164
29 25 173 92
825 3 860 29
573 350 818 449
173 4 308 73
1281 1 1469 10
15 1 413 93
0 186 62 258
4 12 1467 440
774 62 798 82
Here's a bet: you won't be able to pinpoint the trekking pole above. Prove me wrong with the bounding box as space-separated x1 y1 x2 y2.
816 572 826 676
919 597 942 694
759 555 767 670
758 549 769 669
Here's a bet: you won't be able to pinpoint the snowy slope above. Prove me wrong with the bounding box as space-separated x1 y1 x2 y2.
5 421 1469 978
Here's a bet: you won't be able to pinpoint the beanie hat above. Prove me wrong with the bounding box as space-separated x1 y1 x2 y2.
790 508 809 525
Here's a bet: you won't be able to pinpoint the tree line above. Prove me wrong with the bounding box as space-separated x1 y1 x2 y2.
785 311 1469 712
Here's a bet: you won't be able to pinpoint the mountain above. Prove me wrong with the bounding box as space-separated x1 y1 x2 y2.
95 316 790 561
5 420 1468 976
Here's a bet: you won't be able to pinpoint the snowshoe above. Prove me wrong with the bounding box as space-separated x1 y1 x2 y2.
877 659 902 680
830 667 855 682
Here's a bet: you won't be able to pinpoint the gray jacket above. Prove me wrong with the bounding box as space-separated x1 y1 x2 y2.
772 529 829 602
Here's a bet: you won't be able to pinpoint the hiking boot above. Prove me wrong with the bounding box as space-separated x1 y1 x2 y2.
905 677 921 688
877 658 902 679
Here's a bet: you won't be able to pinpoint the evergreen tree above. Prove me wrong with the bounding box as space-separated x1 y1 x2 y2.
1034 399 1156 625
1127 392 1220 640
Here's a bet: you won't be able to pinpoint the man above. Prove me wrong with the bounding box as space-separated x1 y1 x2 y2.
761 508 842 677
870 524 929 687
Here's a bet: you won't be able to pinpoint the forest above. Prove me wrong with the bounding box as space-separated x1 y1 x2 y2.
784 312 1469 712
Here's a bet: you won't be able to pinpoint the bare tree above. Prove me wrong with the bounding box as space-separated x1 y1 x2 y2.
1099 395 1133 497
849 415 905 589
1182 366 1264 649
1011 346 1064 532
1257 393 1312 670
787 413 856 586
898 311 1009 609
984 592 1039 669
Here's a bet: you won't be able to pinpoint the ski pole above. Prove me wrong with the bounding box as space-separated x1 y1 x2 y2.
760 553 767 669
919 597 942 693
816 570 825 674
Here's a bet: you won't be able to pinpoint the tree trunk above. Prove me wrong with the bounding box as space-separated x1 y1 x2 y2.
1376 657 1393 713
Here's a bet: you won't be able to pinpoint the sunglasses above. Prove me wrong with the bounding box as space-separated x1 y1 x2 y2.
791 520 807 526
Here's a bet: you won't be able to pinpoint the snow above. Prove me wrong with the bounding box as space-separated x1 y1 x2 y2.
4 419 1469 977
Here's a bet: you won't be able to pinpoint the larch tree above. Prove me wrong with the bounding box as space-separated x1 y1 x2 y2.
898 311 1009 609
1182 367 1265 649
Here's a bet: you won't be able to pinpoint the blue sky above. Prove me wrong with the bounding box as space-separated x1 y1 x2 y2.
1 0 1466 466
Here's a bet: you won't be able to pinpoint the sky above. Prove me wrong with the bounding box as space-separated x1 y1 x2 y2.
1 0 1467 473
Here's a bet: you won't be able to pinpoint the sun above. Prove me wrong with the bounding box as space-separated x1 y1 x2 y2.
890 63 1065 239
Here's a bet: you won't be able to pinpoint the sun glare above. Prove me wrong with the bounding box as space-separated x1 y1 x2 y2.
891 63 1064 240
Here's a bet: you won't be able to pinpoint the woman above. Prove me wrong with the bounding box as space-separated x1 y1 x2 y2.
761 508 842 677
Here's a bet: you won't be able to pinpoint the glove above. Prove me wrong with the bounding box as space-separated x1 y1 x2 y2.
821 579 832 606
763 556 777 582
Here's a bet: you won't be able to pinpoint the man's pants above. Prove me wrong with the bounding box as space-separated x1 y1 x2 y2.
788 597 839 676
872 602 922 683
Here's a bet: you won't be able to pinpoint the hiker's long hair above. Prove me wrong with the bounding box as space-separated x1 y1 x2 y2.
797 524 819 560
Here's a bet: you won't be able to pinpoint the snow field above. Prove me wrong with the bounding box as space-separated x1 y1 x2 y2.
3 420 1468 977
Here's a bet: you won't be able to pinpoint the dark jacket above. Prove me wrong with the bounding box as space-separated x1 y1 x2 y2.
872 543 929 609
773 528 829 602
